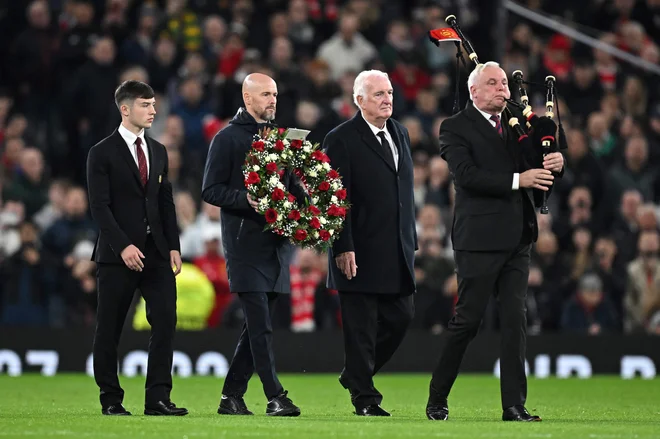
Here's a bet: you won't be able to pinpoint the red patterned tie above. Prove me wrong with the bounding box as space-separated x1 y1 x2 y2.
135 137 148 187
490 114 503 137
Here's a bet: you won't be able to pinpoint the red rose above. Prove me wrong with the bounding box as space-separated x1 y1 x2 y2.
288 194 296 203
318 181 330 192
327 169 339 179
311 150 325 161
274 140 285 151
266 162 278 173
319 230 331 241
245 172 260 185
271 188 285 201
252 140 265 151
290 139 303 149
310 217 321 229
288 210 301 220
335 189 346 200
265 208 278 224
309 205 321 215
320 152 330 163
294 229 308 241
337 207 347 217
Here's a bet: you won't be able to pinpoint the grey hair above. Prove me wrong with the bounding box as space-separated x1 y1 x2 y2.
353 70 390 107
467 61 501 99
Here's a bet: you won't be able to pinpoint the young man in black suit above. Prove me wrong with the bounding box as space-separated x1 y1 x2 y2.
322 70 417 417
202 73 302 417
425 62 564 422
86 80 187 417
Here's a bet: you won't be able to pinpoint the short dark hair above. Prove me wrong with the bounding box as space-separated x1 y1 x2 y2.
114 80 155 110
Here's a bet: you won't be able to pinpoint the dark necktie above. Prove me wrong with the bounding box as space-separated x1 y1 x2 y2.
490 114 503 137
377 131 395 167
135 137 148 187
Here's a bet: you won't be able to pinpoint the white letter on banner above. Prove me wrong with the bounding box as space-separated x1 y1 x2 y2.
122 351 149 377
196 352 228 377
556 355 592 378
86 354 94 377
171 351 192 377
0 350 22 376
621 356 656 379
25 350 59 376
534 355 551 379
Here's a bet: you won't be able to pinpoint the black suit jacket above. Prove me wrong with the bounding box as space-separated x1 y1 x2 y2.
439 102 546 253
86 128 180 264
323 112 417 294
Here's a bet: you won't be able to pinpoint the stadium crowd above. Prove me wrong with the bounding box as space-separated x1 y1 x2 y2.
1 0 660 336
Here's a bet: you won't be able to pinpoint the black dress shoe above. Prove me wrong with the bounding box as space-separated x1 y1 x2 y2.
218 395 253 415
266 391 301 416
144 400 189 416
102 404 131 416
356 405 390 416
502 405 541 422
426 400 449 421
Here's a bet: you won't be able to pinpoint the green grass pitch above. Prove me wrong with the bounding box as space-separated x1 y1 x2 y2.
0 374 658 438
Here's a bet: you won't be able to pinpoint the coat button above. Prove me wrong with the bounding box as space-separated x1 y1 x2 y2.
143 218 147 223
145 197 149 202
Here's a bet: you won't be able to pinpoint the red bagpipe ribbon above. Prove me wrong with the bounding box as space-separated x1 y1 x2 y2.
428 27 461 45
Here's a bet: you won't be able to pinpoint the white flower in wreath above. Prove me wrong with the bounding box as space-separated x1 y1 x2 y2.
276 182 285 190
253 165 260 171
283 201 291 209
308 170 317 178
259 198 268 207
329 229 334 236
303 145 312 153
312 196 319 204
278 214 283 221
315 164 323 171
313 231 319 238
319 217 327 225
331 196 338 203
331 182 339 190
323 162 331 171
269 153 278 161
269 175 279 186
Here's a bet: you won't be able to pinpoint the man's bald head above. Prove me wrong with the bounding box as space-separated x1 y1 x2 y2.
242 73 278 123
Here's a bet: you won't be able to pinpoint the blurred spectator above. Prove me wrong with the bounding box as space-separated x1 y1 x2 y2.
624 230 660 333
560 273 619 334
2 148 48 218
0 221 49 325
193 224 231 328
316 11 376 80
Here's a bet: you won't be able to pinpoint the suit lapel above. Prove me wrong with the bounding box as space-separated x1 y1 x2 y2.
115 129 144 188
145 136 158 193
386 118 404 172
352 112 397 173
465 102 514 162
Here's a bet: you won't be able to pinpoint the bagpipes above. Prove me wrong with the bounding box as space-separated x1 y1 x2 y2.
429 15 568 214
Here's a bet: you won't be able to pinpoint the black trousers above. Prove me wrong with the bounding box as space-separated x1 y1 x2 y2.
339 292 414 409
222 292 283 400
93 235 176 408
430 243 531 409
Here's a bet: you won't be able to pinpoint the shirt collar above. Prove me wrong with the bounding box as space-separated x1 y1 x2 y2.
118 123 146 147
360 112 389 137
474 104 502 123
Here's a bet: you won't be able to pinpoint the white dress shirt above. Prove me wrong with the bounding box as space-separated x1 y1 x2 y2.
362 113 399 170
118 123 150 176
474 106 519 190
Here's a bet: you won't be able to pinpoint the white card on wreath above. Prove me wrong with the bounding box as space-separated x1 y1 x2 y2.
286 128 311 141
